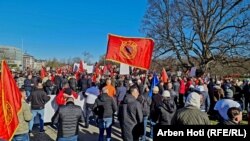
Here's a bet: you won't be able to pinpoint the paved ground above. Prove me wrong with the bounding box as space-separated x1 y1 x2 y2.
30 122 123 141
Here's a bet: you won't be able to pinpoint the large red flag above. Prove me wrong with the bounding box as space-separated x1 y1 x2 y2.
79 60 84 73
161 68 168 83
0 60 22 140
106 34 154 70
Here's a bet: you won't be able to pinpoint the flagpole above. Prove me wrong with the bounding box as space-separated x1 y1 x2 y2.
143 70 149 92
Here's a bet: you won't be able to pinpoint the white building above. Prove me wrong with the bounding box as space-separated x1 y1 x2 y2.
23 53 35 70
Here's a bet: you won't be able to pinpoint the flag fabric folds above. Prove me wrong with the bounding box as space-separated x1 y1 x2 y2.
106 34 154 70
0 60 22 140
161 68 168 83
149 73 159 97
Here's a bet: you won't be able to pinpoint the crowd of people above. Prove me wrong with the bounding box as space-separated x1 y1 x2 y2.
11 68 250 141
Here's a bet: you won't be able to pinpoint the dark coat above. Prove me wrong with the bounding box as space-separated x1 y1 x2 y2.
93 93 117 119
150 94 163 122
137 94 152 116
52 102 84 138
27 88 50 110
158 98 177 125
24 79 33 91
118 94 143 141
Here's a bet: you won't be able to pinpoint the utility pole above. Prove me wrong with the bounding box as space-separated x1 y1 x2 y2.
21 39 24 71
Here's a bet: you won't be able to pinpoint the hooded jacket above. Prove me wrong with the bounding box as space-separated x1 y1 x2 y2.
118 94 143 141
158 98 177 125
93 93 117 119
172 92 210 125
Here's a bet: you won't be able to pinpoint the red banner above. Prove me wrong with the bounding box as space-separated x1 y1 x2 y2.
0 60 22 140
106 34 154 70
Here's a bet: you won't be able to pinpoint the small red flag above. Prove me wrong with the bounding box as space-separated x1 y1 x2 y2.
0 60 22 140
40 66 47 79
79 60 84 73
106 34 154 70
161 68 168 83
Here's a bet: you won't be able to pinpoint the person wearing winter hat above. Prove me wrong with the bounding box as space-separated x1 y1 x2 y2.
196 85 210 113
171 92 210 125
214 88 241 122
157 90 177 125
149 86 162 139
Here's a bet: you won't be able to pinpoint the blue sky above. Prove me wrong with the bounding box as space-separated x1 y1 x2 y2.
0 0 147 63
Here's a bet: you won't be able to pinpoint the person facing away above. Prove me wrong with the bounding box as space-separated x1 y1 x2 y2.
217 107 242 125
12 89 32 141
157 90 177 125
214 88 241 122
118 85 143 141
84 82 100 128
116 81 127 106
27 82 50 133
137 85 152 141
52 97 84 141
93 87 117 141
104 79 116 98
171 92 210 125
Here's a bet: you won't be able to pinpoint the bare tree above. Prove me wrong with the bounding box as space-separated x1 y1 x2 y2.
142 0 250 72
82 51 93 64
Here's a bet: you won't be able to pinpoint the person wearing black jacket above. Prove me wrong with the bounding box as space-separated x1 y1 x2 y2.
157 90 177 125
52 97 84 141
28 82 50 133
93 87 117 141
24 74 34 97
149 86 162 139
137 85 152 141
118 85 143 141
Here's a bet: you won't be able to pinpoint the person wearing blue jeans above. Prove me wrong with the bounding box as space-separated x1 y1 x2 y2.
57 135 78 141
141 116 148 141
150 120 156 139
12 133 30 141
98 118 113 141
93 87 117 141
29 109 45 132
27 82 50 133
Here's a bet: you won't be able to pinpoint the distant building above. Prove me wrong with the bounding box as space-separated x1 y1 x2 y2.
0 46 23 69
23 53 35 70
34 59 46 71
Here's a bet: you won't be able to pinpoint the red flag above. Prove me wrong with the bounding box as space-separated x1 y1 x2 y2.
161 68 168 83
102 65 108 75
79 60 84 73
0 60 22 140
75 72 81 81
106 34 154 70
40 66 47 79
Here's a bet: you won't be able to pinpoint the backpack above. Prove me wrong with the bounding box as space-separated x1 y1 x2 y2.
141 95 151 116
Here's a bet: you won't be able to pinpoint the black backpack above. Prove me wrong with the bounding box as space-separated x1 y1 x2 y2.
141 95 151 116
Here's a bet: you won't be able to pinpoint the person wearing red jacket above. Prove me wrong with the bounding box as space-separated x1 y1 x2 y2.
56 88 78 106
178 77 186 108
